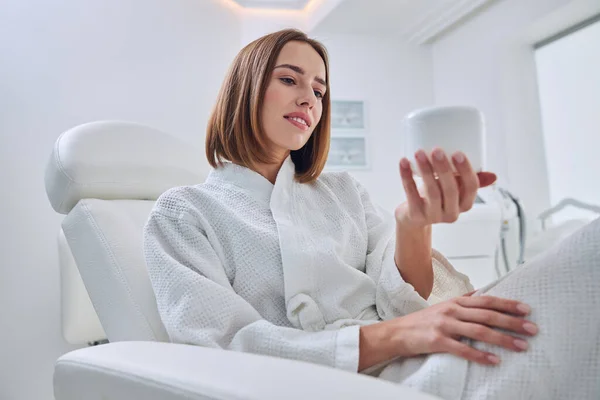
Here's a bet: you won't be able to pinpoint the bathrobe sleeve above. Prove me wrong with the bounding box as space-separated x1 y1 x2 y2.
355 180 473 320
144 208 361 373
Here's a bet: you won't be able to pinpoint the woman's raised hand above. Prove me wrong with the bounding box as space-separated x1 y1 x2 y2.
395 148 497 229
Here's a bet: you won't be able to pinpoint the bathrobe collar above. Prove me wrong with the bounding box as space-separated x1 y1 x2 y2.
206 156 297 204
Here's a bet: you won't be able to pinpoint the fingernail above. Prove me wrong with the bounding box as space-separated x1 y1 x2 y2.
433 149 445 161
416 150 427 162
400 158 410 169
453 152 465 163
487 355 501 364
517 304 531 314
514 339 529 351
523 322 538 335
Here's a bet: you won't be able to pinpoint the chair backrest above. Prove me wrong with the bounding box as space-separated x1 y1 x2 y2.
45 121 207 344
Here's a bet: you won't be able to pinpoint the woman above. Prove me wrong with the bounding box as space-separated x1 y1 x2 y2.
144 29 599 399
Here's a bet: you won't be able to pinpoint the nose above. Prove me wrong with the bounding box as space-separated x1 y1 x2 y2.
296 87 317 109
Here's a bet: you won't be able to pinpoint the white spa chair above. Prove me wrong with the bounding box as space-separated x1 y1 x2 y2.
45 121 442 400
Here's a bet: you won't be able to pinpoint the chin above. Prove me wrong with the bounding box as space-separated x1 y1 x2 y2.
280 132 311 152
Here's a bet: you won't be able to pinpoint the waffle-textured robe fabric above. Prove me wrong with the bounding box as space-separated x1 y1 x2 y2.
144 156 472 374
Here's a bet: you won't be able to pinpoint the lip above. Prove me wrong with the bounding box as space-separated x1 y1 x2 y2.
285 117 309 131
284 112 312 128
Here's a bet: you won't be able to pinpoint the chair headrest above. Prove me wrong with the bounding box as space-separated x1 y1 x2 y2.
45 121 207 214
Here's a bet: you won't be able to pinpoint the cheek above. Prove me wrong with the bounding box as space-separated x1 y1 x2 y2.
261 87 287 141
313 104 324 125
261 90 276 128
263 85 284 112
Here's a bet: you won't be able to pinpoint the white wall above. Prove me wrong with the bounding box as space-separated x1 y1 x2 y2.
0 0 240 399
431 0 574 230
238 0 345 48
312 33 434 212
241 10 306 46
534 19 600 222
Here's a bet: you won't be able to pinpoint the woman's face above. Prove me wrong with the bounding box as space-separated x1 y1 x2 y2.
261 41 327 161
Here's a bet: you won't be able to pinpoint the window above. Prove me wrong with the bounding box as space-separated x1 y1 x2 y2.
534 15 600 223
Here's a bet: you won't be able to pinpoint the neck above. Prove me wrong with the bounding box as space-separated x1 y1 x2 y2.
254 153 289 184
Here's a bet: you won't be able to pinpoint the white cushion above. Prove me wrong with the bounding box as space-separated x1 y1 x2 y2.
58 229 106 344
62 199 169 342
45 120 207 344
54 341 442 400
45 120 206 215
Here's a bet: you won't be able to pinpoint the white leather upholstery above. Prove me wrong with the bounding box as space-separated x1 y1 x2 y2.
46 120 206 344
45 120 205 215
62 199 169 342
54 342 441 400
58 229 106 344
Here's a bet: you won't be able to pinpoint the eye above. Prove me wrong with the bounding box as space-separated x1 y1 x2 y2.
280 77 295 85
314 90 324 99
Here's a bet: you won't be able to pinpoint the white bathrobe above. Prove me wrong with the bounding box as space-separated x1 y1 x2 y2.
144 156 471 370
145 156 600 399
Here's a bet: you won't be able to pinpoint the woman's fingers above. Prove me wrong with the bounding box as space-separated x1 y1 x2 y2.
449 320 530 353
451 151 479 212
431 148 459 222
415 150 442 220
454 295 533 316
399 158 422 207
439 336 500 365
457 307 538 336
408 149 498 224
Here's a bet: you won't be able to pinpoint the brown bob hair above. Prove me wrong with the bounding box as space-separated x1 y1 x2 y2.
205 29 331 183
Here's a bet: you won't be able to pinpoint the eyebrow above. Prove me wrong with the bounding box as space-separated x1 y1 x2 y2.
274 64 327 87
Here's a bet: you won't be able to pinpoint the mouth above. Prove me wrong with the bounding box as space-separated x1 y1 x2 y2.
284 117 309 131
284 112 311 131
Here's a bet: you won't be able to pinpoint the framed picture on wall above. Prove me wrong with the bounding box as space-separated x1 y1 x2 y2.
331 100 366 130
325 136 369 170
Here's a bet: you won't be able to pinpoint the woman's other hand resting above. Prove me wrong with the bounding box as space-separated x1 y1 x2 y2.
358 294 538 371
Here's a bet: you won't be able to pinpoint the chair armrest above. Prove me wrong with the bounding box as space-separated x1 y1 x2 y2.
54 341 441 400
